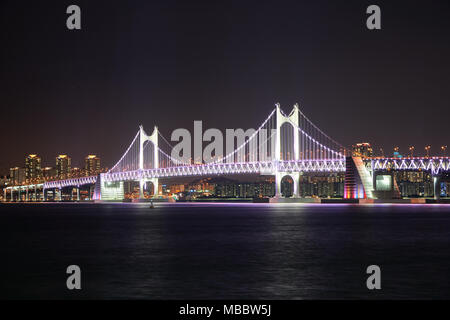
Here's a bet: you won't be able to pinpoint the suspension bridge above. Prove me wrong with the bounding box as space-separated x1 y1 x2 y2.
4 104 450 202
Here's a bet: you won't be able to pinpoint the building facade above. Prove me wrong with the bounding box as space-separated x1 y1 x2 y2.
352 143 373 158
42 167 57 180
10 167 26 185
25 154 42 180
85 155 101 176
56 155 71 179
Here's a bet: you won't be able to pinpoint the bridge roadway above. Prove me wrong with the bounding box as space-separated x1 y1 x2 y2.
33 159 347 189
103 159 346 183
3 159 345 201
365 157 450 174
3 157 449 201
41 157 449 188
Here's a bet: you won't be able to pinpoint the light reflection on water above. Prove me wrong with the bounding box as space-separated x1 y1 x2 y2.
0 202 450 299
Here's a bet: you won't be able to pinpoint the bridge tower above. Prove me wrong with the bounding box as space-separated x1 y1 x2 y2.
139 125 159 199
274 103 300 198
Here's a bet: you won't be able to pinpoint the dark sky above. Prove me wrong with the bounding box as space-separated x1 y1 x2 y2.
1 0 449 174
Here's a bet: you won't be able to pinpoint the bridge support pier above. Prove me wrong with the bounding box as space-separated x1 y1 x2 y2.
275 172 282 198
151 178 159 197
275 172 300 198
140 178 159 199
273 104 301 199
291 172 300 198
433 175 441 201
139 179 145 199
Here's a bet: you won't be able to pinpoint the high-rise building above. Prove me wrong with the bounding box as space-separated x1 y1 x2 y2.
0 175 9 188
10 167 26 185
352 143 373 158
56 155 71 178
85 155 101 176
25 154 42 180
71 167 82 177
42 167 57 179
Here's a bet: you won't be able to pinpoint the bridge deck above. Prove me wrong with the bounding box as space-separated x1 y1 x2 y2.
7 158 449 191
103 159 346 182
365 157 450 174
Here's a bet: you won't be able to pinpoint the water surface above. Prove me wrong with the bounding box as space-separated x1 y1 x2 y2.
1 202 450 299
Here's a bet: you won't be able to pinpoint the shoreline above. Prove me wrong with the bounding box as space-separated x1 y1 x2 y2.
2 198 450 205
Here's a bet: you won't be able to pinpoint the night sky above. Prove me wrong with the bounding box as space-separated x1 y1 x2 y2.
1 0 449 174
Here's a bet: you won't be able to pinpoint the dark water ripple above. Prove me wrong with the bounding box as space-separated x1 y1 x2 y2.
1 203 450 299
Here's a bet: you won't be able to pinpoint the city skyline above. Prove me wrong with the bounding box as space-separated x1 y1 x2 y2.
3 153 103 180
1 1 450 175
2 140 448 177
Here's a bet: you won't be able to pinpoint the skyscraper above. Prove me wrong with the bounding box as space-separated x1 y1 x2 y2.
352 143 373 158
85 155 101 176
25 154 42 180
56 155 71 179
42 167 57 179
10 167 26 185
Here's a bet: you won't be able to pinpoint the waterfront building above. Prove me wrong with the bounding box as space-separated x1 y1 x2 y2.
42 167 57 180
25 154 42 180
70 167 82 177
85 155 101 176
0 176 7 201
9 167 26 185
395 171 435 197
299 174 345 198
56 155 71 179
352 143 373 158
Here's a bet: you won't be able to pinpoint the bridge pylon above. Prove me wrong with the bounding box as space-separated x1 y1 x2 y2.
139 125 159 199
274 103 300 198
